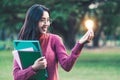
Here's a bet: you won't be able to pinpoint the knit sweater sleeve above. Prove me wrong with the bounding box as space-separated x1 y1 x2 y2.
53 35 84 72
13 59 37 80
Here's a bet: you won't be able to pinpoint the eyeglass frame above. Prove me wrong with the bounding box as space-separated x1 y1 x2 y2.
39 18 52 24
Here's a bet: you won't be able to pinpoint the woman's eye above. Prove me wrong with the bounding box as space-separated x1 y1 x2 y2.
40 19 45 21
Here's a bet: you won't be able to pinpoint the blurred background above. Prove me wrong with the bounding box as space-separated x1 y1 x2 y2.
0 0 120 80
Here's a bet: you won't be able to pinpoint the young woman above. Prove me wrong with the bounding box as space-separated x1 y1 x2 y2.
13 4 94 80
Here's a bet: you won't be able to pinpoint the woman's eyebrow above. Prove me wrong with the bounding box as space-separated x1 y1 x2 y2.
41 17 50 20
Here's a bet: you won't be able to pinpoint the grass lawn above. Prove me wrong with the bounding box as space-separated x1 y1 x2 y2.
0 50 13 80
0 48 120 80
59 48 120 80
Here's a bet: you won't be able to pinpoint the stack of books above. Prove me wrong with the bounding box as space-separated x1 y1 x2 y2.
12 40 48 80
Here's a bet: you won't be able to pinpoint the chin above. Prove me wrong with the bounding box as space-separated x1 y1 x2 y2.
40 29 47 34
41 31 47 34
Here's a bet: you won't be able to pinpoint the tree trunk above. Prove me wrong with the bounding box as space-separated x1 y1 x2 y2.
66 12 78 49
93 33 100 47
65 31 76 49
0 28 5 40
93 23 103 47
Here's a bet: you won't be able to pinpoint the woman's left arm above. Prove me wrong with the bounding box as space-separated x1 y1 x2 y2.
54 36 84 72
55 30 94 72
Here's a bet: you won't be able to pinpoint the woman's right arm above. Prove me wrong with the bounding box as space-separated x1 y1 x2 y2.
13 56 47 80
13 59 37 80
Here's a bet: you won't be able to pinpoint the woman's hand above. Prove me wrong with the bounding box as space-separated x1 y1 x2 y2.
79 30 94 44
32 56 47 71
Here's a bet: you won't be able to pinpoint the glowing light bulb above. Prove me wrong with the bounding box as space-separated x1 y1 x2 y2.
85 19 94 30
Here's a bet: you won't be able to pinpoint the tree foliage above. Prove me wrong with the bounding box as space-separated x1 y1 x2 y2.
0 0 120 48
92 0 120 47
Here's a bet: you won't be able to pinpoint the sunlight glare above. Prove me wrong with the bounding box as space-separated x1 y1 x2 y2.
85 19 94 30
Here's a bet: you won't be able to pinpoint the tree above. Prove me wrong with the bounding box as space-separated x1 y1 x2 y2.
49 0 95 49
0 0 94 48
0 0 120 48
81 0 120 47
93 0 120 47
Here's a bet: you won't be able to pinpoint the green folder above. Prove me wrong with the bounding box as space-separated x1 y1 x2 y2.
18 51 47 80
13 40 42 52
13 40 48 80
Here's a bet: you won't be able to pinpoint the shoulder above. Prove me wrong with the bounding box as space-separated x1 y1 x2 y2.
49 33 62 40
49 33 63 45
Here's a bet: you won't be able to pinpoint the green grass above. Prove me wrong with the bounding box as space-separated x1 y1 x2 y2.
0 48 120 80
59 48 120 80
0 50 13 80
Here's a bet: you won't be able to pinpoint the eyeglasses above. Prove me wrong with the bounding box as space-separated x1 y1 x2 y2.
39 18 52 24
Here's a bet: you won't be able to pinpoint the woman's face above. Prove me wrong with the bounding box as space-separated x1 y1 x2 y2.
38 11 50 34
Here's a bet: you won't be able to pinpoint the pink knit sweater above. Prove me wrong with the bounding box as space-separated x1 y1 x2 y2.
13 33 84 80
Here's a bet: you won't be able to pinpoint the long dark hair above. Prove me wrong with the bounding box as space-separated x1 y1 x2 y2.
18 4 50 40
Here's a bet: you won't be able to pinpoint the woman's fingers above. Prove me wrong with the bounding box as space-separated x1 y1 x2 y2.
87 30 94 42
90 30 94 40
79 29 94 44
37 56 45 61
36 56 47 68
79 31 90 44
32 56 47 70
